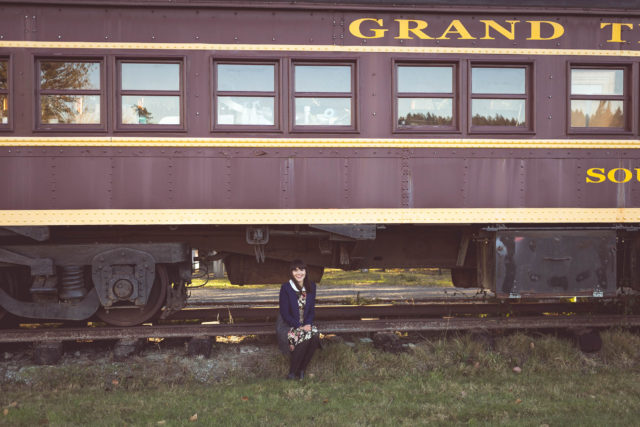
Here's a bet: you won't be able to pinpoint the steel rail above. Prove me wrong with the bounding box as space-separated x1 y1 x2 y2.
167 301 614 322
1 315 639 343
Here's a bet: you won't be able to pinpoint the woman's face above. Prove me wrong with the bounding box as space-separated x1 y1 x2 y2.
292 267 306 284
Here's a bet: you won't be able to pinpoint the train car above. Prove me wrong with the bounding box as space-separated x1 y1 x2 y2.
1 0 640 325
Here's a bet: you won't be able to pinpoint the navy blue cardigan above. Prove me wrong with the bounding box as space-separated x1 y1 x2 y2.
279 281 316 328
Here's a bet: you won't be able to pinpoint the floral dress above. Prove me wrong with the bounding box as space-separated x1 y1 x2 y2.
287 288 319 347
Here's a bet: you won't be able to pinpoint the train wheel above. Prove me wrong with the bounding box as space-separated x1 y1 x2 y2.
95 265 168 326
451 268 478 288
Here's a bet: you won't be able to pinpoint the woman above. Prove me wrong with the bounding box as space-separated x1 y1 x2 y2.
276 259 320 380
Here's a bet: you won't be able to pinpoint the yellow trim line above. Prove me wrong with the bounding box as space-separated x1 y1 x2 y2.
0 40 639 57
2 137 640 149
0 209 639 226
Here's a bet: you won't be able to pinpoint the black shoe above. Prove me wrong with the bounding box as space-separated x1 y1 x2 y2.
286 373 296 380
298 371 304 380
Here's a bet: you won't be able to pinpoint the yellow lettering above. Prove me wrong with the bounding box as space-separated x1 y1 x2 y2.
586 168 606 184
480 20 520 40
526 21 565 41
349 18 388 39
637 168 640 182
607 168 632 183
599 23 633 43
394 19 433 39
438 19 476 40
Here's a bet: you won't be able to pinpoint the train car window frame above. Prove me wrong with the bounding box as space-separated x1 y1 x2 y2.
116 58 186 132
567 63 631 135
212 59 281 132
0 57 11 131
35 57 106 132
393 61 459 134
468 63 534 135
290 61 358 133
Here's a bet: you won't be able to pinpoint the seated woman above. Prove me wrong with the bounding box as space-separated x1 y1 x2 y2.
276 259 321 380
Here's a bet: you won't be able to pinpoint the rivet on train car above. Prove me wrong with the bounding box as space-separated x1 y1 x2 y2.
152 35 156 40
548 115 552 119
57 34 62 39
195 35 199 40
548 95 552 99
196 112 200 116
549 75 553 79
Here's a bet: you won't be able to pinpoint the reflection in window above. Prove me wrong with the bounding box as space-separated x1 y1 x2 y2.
294 64 353 127
471 66 528 128
39 61 102 125
398 98 452 126
571 100 624 128
217 97 274 125
215 63 276 126
472 99 525 126
0 61 7 125
217 65 274 92
41 62 100 90
396 65 454 128
41 95 100 124
122 96 179 125
119 61 182 126
295 66 351 93
295 98 351 126
471 68 525 94
571 69 623 95
570 68 626 129
122 63 180 91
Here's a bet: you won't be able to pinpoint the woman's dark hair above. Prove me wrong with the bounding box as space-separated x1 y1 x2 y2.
289 259 313 293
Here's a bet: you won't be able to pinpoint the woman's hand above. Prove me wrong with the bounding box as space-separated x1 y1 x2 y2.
302 324 311 332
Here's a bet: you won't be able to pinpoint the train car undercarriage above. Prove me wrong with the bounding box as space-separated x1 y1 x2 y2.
0 224 637 326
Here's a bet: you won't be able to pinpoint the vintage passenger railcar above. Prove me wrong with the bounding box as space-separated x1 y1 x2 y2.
1 0 640 325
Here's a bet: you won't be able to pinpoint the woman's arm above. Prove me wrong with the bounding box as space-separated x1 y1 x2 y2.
303 282 316 326
279 285 300 328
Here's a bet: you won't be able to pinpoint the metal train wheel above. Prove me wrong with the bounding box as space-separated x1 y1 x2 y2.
95 264 168 327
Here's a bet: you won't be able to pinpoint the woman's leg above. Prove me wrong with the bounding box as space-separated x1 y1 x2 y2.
289 340 310 375
299 335 320 374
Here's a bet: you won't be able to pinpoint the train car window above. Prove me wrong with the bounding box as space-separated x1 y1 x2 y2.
569 68 626 130
37 60 103 128
0 60 8 126
395 64 456 131
214 63 277 128
470 66 529 131
292 64 355 129
118 61 183 128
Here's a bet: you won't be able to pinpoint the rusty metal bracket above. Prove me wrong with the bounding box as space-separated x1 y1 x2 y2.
3 226 50 242
0 288 100 321
0 247 54 276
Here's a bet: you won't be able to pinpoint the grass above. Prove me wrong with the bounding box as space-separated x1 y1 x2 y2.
192 268 453 289
1 330 639 425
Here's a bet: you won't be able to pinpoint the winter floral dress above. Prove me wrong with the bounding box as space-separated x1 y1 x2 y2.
287 284 319 347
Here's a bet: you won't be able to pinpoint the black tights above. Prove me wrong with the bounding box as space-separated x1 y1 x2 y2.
289 335 320 375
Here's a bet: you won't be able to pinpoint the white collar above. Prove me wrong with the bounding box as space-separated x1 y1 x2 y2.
289 279 305 292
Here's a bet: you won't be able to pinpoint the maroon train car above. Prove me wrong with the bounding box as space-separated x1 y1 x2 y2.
1 0 640 325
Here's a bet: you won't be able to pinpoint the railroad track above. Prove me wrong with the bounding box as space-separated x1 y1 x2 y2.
167 300 619 322
0 297 637 344
1 314 640 344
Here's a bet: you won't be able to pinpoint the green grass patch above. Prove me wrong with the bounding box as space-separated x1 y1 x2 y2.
0 330 639 425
